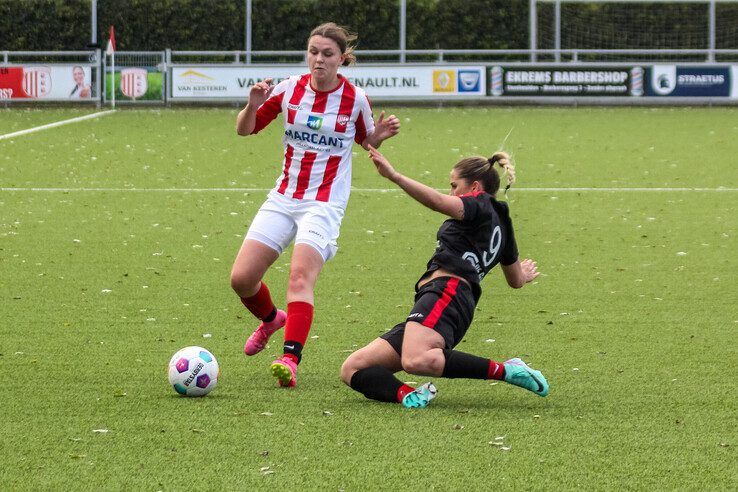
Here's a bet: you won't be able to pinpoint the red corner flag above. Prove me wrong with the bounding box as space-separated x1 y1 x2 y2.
106 26 116 54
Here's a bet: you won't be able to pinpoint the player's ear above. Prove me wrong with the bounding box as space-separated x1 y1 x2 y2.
472 180 483 193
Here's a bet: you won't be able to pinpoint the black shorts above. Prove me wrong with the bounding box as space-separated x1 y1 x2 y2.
380 276 476 355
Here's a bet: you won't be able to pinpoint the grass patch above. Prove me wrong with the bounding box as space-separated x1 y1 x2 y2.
0 107 736 489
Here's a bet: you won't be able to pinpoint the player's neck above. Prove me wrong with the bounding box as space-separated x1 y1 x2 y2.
310 74 342 93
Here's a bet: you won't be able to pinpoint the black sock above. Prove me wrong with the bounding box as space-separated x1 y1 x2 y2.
442 349 502 379
350 366 409 403
283 341 303 364
262 308 277 323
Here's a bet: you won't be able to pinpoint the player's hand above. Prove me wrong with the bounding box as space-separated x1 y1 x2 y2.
520 258 540 283
373 111 400 142
248 78 274 107
367 144 398 181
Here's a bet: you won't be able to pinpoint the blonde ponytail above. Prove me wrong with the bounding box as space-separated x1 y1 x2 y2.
489 151 515 192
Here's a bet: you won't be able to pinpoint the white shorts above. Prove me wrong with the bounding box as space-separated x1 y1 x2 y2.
245 191 345 262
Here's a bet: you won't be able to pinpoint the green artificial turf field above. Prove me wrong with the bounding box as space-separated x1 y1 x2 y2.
1 106 736 489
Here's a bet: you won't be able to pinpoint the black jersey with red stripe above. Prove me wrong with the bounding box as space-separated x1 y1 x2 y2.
418 191 519 301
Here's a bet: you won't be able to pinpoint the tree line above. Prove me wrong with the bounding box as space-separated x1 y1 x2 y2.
1 0 735 52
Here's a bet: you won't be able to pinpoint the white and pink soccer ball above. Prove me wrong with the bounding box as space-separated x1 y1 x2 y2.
168 346 219 397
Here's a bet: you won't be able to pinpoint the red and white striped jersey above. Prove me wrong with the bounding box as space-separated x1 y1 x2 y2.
251 73 375 208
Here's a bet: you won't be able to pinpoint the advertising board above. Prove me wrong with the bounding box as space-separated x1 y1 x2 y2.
106 68 163 102
489 66 635 97
646 65 734 97
170 66 486 99
0 65 94 100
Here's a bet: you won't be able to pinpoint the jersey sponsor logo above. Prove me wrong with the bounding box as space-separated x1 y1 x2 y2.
462 252 484 281
461 226 502 281
336 114 350 126
306 115 323 130
284 129 345 148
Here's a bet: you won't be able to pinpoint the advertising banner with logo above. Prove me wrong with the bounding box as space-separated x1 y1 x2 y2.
120 68 149 99
170 66 485 99
489 66 637 97
106 68 163 102
0 65 95 100
646 65 735 98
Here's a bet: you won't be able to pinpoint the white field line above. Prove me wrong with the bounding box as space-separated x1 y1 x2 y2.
0 187 736 192
0 110 116 141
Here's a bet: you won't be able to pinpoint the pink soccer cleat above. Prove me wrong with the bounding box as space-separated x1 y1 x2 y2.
243 309 287 356
270 356 297 388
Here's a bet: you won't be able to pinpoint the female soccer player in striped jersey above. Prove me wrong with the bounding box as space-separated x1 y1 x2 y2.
232 23 401 388
340 146 549 408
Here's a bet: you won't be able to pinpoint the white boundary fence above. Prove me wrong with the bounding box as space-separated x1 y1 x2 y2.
2 49 738 105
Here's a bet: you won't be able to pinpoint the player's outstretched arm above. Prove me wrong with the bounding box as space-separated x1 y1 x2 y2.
501 258 540 289
362 111 400 150
236 78 274 136
368 145 464 220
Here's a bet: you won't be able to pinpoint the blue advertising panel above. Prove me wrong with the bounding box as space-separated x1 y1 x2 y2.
646 65 732 97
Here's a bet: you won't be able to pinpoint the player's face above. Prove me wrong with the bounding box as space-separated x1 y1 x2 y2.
307 35 345 88
449 169 473 196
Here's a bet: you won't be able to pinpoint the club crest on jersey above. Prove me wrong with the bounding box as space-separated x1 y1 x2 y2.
336 114 350 126
306 115 323 130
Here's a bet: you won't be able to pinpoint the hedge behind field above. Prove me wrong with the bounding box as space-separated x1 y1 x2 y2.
1 0 736 52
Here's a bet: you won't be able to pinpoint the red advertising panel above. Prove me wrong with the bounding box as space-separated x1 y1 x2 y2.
0 65 94 100
0 67 31 98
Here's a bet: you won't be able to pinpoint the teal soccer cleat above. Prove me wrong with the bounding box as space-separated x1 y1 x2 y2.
504 358 549 397
402 382 438 408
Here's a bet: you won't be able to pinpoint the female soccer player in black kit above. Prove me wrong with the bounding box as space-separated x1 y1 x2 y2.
340 145 549 408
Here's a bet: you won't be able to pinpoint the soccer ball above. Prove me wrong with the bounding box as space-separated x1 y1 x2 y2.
167 346 219 397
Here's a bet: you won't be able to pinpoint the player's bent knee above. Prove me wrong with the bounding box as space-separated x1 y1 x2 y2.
339 359 357 386
287 269 313 296
340 351 372 385
401 355 427 375
230 270 259 295
402 352 442 375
